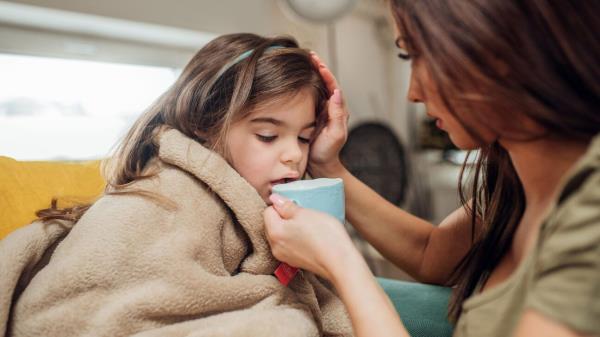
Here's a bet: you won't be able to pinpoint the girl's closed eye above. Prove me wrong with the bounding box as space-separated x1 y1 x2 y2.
256 134 277 143
298 136 311 144
256 133 312 144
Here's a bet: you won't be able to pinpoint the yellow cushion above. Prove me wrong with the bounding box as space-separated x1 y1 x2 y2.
0 156 105 239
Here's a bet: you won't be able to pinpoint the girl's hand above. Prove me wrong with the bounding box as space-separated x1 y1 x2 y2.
309 52 350 177
263 193 360 282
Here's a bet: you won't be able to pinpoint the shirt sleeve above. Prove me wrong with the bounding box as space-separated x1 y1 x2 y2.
526 172 600 335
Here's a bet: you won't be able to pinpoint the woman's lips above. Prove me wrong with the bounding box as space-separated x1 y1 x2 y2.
428 114 444 130
427 113 443 129
435 118 443 129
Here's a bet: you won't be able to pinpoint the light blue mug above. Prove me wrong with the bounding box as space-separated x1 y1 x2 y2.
271 178 346 286
272 178 345 223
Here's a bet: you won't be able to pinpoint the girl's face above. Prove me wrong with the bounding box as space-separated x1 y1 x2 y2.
226 88 317 204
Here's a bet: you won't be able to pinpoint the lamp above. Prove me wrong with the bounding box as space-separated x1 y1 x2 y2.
279 0 358 23
279 0 358 76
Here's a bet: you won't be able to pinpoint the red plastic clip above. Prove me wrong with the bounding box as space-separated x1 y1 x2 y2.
274 262 298 286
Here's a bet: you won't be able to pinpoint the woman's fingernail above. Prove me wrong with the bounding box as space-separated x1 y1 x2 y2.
270 194 287 207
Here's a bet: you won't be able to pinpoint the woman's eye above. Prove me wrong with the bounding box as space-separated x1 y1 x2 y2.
397 52 411 60
394 38 411 60
256 134 277 143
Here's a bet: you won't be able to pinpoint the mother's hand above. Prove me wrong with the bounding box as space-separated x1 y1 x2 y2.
309 52 350 177
263 194 359 282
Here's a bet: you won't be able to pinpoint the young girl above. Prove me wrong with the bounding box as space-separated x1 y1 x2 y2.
1 34 352 337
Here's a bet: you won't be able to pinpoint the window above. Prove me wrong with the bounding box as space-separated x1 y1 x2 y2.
0 53 178 160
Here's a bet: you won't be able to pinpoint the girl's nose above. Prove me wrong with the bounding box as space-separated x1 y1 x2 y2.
281 139 303 164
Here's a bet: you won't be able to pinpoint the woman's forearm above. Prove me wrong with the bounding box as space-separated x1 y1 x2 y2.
329 249 410 337
313 162 437 281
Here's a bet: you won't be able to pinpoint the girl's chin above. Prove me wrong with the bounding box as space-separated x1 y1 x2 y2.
262 194 272 205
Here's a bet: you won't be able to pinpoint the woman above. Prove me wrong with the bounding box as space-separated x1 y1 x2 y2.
263 1 599 336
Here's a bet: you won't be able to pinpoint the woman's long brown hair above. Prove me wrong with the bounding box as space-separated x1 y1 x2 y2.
37 33 328 223
390 0 600 321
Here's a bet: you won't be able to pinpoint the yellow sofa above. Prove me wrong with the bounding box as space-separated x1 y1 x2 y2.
0 156 105 239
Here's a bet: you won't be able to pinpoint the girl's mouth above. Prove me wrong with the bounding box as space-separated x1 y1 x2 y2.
271 178 296 186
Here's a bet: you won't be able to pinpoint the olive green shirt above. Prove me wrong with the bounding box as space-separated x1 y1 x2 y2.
454 134 600 337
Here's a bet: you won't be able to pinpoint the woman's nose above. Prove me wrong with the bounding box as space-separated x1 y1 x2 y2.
407 71 423 103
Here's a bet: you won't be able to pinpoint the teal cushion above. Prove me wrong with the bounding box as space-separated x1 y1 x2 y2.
377 278 454 337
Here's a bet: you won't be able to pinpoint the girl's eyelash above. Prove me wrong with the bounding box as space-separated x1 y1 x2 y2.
256 134 277 143
298 137 310 144
256 134 311 144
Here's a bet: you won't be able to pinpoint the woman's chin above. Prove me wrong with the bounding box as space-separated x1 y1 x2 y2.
448 133 480 151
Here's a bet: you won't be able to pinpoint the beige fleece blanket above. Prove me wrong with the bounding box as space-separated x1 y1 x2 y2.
0 128 352 337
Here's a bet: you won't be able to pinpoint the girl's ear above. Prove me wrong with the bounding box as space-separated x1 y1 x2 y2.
193 129 210 145
152 124 172 138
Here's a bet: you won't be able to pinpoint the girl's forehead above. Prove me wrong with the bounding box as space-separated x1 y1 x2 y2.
242 90 316 125
251 88 316 112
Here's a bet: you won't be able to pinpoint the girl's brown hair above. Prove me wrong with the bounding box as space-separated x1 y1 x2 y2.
37 33 329 223
390 0 600 321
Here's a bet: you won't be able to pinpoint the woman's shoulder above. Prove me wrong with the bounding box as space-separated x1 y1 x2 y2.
546 135 600 233
526 136 600 335
541 163 600 256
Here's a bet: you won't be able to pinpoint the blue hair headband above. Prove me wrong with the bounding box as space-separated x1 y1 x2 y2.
215 45 285 79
